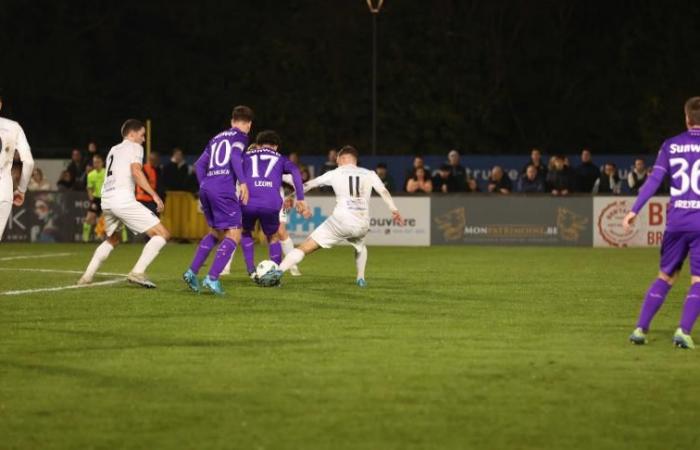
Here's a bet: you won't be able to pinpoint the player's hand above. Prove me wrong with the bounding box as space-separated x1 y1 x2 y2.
295 200 308 215
154 195 165 213
239 183 249 205
392 210 404 226
283 197 294 210
12 190 25 206
302 208 312 219
623 211 637 232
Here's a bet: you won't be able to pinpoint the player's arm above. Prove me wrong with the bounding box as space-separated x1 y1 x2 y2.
624 147 668 231
131 163 164 212
371 171 404 225
230 140 248 205
303 170 334 193
194 149 208 183
13 125 34 206
283 159 307 214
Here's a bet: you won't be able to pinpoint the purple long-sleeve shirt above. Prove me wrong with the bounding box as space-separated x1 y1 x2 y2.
632 127 700 231
195 127 248 194
242 146 304 210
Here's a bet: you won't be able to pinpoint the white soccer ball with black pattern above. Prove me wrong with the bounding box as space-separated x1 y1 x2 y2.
255 260 279 279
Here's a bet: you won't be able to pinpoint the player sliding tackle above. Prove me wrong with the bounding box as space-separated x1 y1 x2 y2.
261 145 403 287
625 96 700 349
79 120 170 288
0 92 34 241
240 130 306 280
182 106 254 295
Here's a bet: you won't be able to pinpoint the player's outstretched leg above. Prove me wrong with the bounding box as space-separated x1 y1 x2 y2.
262 239 319 287
183 232 218 293
355 244 368 288
203 231 238 295
241 232 256 277
128 223 169 288
629 275 673 345
78 234 119 284
279 224 301 276
674 282 700 349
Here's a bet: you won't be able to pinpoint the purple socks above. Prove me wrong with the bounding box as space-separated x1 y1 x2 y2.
209 238 237 280
636 278 672 331
269 241 282 264
679 283 700 334
190 234 218 273
241 233 255 274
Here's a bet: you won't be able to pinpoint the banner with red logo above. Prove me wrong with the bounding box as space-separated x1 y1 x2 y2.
593 196 669 247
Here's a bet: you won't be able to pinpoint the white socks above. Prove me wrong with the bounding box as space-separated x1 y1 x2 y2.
280 248 305 272
355 246 367 280
280 237 295 256
131 236 167 274
83 241 114 281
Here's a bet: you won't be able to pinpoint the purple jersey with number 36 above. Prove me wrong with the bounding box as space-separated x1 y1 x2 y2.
632 128 700 232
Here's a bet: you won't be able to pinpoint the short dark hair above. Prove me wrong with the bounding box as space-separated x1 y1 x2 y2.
338 145 358 160
376 162 387 169
255 130 281 147
93 153 104 161
121 119 144 137
232 105 254 122
685 97 700 126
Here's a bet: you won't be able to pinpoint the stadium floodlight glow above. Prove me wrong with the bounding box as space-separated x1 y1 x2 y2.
366 0 384 156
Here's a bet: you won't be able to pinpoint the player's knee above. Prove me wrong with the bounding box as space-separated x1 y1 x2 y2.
659 271 678 285
267 233 280 243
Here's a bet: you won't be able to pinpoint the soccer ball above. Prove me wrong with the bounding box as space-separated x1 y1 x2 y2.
256 260 279 279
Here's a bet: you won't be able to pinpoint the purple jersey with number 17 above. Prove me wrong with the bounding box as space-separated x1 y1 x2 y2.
632 128 700 231
242 146 304 211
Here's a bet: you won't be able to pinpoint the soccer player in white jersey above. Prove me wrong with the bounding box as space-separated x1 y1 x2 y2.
264 145 403 287
78 119 170 288
0 92 34 240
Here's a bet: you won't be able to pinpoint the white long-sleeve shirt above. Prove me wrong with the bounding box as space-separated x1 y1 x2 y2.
0 116 34 202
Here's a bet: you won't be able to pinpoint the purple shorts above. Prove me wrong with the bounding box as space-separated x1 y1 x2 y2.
199 189 241 230
659 231 700 276
241 205 280 236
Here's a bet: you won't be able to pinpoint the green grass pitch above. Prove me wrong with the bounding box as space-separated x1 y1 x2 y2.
1 243 698 450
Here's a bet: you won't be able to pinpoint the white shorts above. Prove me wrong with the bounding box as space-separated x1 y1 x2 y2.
309 215 368 251
279 208 289 224
0 200 11 241
103 201 160 236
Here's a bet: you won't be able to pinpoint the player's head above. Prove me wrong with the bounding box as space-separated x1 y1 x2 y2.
685 97 700 128
255 130 281 150
231 105 254 133
93 154 104 170
121 119 146 144
337 145 359 166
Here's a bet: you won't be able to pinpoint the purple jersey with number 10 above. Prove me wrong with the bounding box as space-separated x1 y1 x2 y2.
242 146 304 211
632 128 700 231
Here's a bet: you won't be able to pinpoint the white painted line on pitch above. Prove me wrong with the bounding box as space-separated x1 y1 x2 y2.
0 267 127 277
1 278 124 296
0 252 74 261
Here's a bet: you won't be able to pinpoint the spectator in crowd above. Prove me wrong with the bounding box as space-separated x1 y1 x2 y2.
161 147 189 191
487 165 512 194
300 167 311 183
518 164 545 193
137 151 163 216
320 148 338 175
547 155 575 196
593 162 622 194
56 170 74 191
288 151 308 173
447 149 467 191
404 155 431 188
575 148 600 193
627 158 648 194
27 167 51 191
83 141 100 172
467 176 480 192
432 164 452 193
66 148 86 190
522 148 548 181
375 163 395 192
405 167 432 194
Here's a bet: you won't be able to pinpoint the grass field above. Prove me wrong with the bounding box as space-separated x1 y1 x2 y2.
1 242 699 450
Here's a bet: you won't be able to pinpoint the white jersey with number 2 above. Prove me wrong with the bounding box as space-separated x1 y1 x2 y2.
101 140 144 208
304 165 396 228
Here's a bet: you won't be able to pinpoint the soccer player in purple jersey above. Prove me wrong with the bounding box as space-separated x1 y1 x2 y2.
182 105 253 295
240 130 306 279
625 97 700 348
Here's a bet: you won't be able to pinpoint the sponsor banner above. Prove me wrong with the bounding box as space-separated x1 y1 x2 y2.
593 196 668 247
286 196 431 246
2 191 89 242
431 196 593 246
